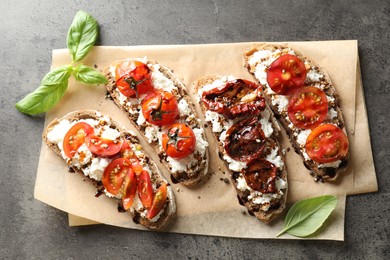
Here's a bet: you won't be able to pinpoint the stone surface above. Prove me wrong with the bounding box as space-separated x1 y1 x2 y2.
1 0 389 259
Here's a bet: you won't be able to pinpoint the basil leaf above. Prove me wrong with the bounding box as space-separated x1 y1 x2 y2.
277 195 337 237
41 65 73 86
73 64 107 85
15 68 71 115
67 10 98 62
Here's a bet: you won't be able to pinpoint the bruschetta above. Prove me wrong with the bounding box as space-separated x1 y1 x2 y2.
195 75 288 223
244 44 349 182
105 58 209 186
43 110 176 230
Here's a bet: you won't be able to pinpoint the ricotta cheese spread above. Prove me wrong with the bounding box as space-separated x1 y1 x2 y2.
110 58 209 175
249 48 342 167
199 77 287 208
46 113 166 219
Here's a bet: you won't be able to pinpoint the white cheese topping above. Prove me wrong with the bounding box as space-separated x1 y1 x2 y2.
271 95 289 113
136 110 146 126
178 98 192 116
306 69 323 82
167 154 195 173
265 147 284 170
83 157 111 181
297 129 312 147
259 109 274 138
71 144 93 168
101 126 121 140
223 155 247 172
144 125 159 144
193 128 209 155
236 175 248 191
151 64 177 92
47 119 72 146
204 110 225 133
327 108 338 120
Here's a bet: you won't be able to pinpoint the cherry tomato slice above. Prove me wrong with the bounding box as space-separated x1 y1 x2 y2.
242 158 277 193
115 60 154 97
147 183 168 220
162 123 196 159
122 167 137 210
202 79 265 119
120 140 143 174
63 122 94 158
85 134 122 157
224 116 266 162
137 170 154 209
141 91 179 126
266 54 307 95
288 86 328 129
102 158 132 195
305 124 349 163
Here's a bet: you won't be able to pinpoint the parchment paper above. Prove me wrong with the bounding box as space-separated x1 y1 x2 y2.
34 40 377 240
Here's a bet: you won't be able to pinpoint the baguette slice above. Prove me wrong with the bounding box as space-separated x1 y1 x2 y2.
194 75 288 223
105 58 209 186
43 110 176 230
244 44 349 182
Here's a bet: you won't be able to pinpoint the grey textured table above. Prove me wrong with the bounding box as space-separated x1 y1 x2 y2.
1 0 389 259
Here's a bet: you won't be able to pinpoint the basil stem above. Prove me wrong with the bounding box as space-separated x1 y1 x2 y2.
277 195 337 237
15 65 72 115
73 64 107 85
67 10 98 62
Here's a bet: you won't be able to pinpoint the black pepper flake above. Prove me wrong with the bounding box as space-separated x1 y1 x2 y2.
241 211 247 216
117 204 126 212
94 64 98 68
223 178 230 184
198 196 201 199
287 147 291 152
203 124 208 128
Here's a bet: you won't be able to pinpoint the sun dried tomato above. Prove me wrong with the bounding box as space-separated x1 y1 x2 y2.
202 79 265 119
224 116 266 162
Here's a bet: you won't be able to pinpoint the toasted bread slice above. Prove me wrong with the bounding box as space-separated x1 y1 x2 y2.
105 58 209 186
244 44 349 182
194 75 288 224
43 110 176 230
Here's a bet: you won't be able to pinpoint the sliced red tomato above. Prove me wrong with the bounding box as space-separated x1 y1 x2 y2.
266 54 307 95
162 123 196 159
305 124 349 163
147 183 168 219
288 86 328 129
141 90 179 126
120 140 143 174
137 170 154 209
202 79 265 119
63 122 94 158
242 158 277 193
224 116 266 162
102 158 132 195
115 60 154 97
121 167 137 210
85 135 122 157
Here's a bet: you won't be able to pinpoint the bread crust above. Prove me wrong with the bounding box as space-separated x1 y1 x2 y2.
194 75 288 224
43 110 176 230
105 59 209 186
244 44 349 182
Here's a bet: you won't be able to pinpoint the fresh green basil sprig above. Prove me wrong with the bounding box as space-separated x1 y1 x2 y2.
16 10 107 115
277 195 338 237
